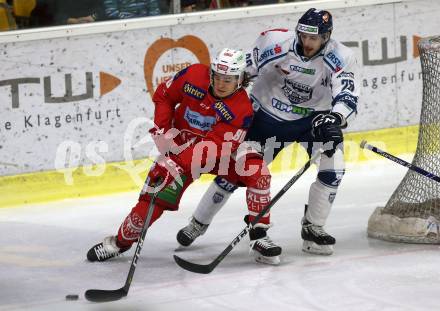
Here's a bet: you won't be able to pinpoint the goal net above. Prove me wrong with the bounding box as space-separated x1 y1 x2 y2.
367 36 440 244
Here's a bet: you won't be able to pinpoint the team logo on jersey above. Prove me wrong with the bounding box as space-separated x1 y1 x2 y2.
324 51 344 73
290 65 316 75
282 79 313 104
213 101 235 122
272 98 314 116
183 82 206 100
213 192 224 204
256 44 283 63
183 106 216 131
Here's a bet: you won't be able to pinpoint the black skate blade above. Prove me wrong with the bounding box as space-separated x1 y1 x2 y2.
173 255 215 274
85 288 127 302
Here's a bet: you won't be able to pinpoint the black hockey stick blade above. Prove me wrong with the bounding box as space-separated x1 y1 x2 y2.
173 255 215 274
84 190 160 303
84 288 127 302
174 149 322 274
174 228 245 274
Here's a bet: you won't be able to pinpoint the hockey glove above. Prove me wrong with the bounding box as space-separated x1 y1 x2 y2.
149 127 181 155
149 154 186 191
311 112 345 157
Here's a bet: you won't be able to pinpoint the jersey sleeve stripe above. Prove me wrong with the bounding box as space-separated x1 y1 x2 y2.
257 52 288 71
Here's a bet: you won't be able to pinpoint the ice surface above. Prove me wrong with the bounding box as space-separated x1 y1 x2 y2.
1 158 439 311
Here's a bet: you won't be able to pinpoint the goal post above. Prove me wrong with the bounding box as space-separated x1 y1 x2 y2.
367 36 440 244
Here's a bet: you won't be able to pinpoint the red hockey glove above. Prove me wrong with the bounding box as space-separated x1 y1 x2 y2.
149 127 181 155
149 154 186 191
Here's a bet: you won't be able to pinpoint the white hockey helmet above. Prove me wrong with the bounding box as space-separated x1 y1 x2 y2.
210 48 246 89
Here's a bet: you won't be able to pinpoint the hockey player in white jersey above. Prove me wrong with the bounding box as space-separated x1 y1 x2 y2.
177 8 359 258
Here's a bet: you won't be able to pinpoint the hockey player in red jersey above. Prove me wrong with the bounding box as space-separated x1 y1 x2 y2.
86 48 282 265
177 9 359 256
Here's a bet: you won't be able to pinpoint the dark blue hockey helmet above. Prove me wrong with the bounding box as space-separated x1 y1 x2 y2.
296 8 333 38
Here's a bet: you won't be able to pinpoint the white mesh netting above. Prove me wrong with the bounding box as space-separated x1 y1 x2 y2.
367 36 440 244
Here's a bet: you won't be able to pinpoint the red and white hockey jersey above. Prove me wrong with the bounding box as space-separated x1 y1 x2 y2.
152 63 254 171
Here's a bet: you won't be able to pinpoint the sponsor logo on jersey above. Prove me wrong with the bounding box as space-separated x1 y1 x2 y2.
213 101 235 122
282 79 313 104
183 82 206 100
297 23 319 34
271 98 314 116
257 44 282 63
183 106 216 131
324 51 344 72
290 65 316 75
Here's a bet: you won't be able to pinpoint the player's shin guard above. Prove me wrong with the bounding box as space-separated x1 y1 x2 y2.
176 177 236 246
246 186 282 265
193 177 236 224
117 198 164 248
303 180 338 255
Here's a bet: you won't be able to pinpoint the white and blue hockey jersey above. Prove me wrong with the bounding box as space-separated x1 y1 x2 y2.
245 29 359 122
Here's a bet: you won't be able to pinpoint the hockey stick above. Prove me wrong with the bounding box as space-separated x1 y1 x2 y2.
85 190 160 302
360 140 440 183
173 149 323 274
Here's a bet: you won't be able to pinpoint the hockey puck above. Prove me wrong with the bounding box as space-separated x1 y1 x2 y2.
65 294 79 301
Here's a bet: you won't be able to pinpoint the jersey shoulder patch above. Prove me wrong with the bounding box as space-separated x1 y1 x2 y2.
253 31 293 68
324 49 345 73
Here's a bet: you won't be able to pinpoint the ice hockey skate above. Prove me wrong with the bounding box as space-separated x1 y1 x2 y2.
249 223 282 265
176 217 209 247
301 217 336 255
87 236 130 262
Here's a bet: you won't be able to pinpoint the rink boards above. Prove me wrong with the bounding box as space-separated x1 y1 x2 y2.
0 0 436 206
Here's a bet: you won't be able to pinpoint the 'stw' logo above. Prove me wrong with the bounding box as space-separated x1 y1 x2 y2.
0 72 121 108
